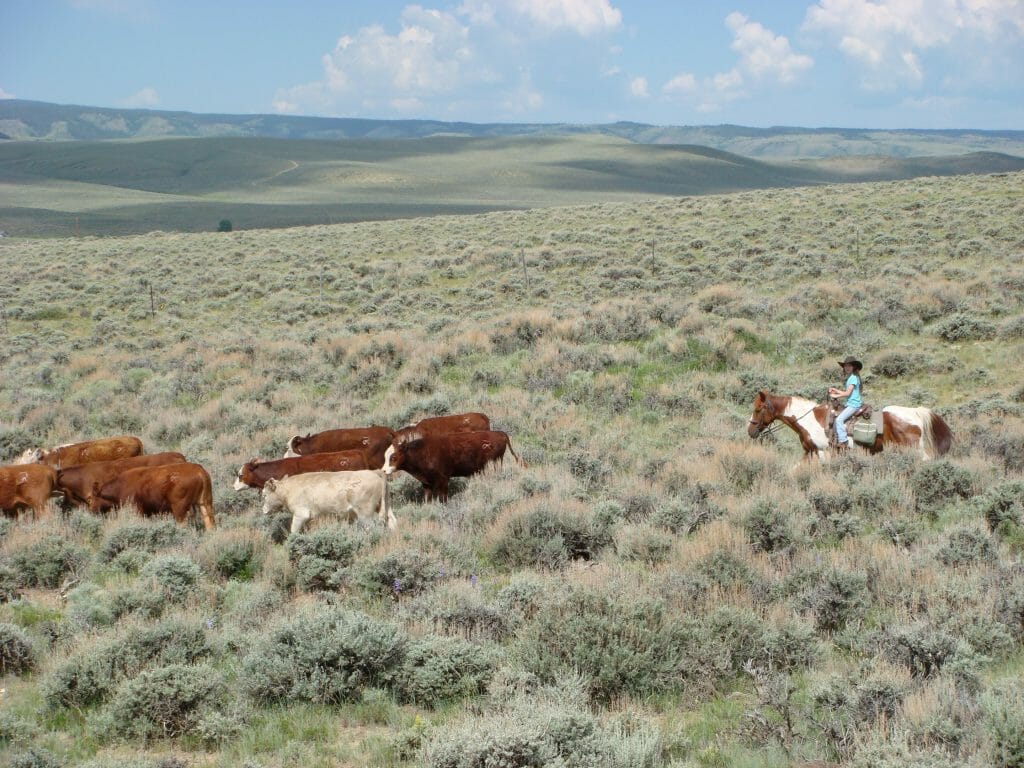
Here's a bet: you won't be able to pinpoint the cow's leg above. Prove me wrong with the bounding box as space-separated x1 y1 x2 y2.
435 479 449 503
290 509 309 534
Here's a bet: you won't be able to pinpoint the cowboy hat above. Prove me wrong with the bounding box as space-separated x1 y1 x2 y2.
837 356 863 371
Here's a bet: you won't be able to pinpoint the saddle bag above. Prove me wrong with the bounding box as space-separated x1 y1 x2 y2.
851 419 877 446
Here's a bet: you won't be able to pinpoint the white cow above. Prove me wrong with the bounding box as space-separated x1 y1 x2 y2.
261 470 396 534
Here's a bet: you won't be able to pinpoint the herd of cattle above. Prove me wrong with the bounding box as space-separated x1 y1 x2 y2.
0 412 520 533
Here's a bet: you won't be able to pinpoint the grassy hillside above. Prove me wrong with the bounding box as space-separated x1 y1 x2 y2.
4 99 1024 160
3 134 1024 238
0 171 1023 767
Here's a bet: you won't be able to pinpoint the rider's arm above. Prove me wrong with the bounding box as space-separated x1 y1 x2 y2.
829 383 854 397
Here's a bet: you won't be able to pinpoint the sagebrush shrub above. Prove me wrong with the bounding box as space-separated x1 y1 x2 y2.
43 620 211 710
345 548 443 598
911 460 975 516
99 522 190 562
486 503 610 570
650 483 721 534
516 586 725 703
199 531 264 581
104 663 230 740
418 689 662 768
884 622 957 678
9 535 88 588
140 555 202 603
806 570 870 633
744 498 794 554
393 635 498 706
937 525 997 567
983 683 1024 768
241 605 407 704
284 525 370 566
0 621 37 675
977 481 1024 532
934 312 997 342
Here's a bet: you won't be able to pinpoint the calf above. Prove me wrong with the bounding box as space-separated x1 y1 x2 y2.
87 462 215 530
0 464 58 519
234 449 371 491
261 470 395 534
56 451 187 507
15 435 144 468
383 429 520 502
283 426 394 467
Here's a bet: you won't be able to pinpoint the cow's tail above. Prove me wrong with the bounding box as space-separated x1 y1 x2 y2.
505 434 526 468
198 470 216 530
380 471 397 531
921 409 953 459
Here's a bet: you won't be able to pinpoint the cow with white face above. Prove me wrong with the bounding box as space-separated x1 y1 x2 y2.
261 470 396 534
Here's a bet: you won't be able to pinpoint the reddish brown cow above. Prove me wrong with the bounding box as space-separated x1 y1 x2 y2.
234 449 371 491
16 435 144 469
0 464 59 519
87 462 215 530
284 427 394 467
383 430 520 502
410 412 491 434
56 452 187 507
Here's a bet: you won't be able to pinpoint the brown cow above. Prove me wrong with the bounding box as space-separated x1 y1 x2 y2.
56 451 188 507
383 430 520 502
409 412 490 434
87 463 215 530
16 435 144 469
234 449 371 491
283 427 394 467
0 464 59 519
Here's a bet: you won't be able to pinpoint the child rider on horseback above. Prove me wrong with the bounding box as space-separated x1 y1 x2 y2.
829 356 863 449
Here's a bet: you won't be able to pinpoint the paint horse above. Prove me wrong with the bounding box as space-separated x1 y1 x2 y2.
747 390 952 462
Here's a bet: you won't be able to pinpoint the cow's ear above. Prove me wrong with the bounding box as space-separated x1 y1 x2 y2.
264 478 277 492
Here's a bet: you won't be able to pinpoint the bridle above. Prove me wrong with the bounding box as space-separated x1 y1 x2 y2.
748 398 778 439
749 397 817 441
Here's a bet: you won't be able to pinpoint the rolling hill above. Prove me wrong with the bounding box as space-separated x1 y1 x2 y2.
3 99 1024 158
3 132 1023 238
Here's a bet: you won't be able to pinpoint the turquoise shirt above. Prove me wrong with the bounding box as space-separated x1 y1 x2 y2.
845 374 862 409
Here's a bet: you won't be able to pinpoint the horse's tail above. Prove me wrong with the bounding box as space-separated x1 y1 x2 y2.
921 409 953 458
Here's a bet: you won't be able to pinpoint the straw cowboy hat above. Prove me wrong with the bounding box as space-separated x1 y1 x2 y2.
837 356 863 371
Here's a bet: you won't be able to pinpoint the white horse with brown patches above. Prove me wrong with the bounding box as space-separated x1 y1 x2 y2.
747 390 952 463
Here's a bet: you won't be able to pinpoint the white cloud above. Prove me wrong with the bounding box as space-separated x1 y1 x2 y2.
726 12 812 84
630 77 649 97
274 6 478 115
0 87 15 100
662 14 811 111
662 73 697 95
803 0 1024 90
122 87 159 107
459 0 622 36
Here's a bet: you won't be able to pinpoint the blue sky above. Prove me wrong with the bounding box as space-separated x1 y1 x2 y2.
2 0 1022 128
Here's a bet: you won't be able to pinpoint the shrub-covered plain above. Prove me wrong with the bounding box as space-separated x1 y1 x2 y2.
1 171 1023 766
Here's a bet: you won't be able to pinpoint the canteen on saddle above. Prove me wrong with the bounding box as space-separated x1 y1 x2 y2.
827 399 882 447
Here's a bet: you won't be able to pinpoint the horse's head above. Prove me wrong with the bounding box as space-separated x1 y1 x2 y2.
748 390 777 439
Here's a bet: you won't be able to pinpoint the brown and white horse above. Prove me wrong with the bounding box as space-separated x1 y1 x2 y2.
747 390 952 462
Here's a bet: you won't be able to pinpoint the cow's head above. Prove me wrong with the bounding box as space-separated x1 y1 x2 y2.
86 481 116 513
383 431 422 476
283 435 307 458
233 459 259 491
261 478 282 515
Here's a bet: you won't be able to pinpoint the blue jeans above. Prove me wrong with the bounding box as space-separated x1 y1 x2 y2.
835 405 857 444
